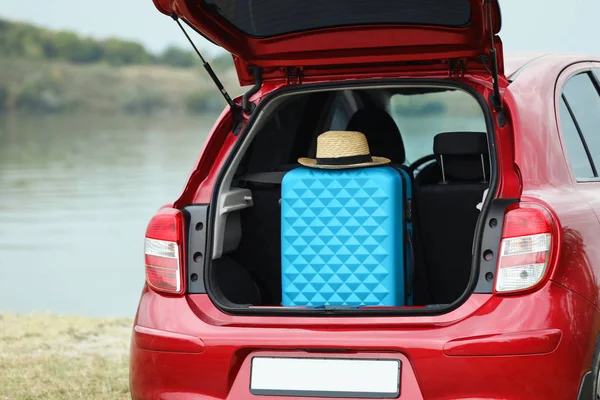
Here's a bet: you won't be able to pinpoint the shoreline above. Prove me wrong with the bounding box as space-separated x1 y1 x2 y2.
0 57 241 117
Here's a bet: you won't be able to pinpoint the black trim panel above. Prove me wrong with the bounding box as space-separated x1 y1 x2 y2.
474 198 519 293
183 205 209 293
577 371 593 400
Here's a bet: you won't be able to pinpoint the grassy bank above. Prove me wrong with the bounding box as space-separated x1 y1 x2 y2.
0 314 133 400
0 57 241 116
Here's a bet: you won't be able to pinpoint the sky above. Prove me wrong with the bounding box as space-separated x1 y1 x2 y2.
0 0 597 57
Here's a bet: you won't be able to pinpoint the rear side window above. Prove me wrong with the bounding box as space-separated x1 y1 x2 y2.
203 0 472 38
562 72 600 178
390 90 486 163
558 97 595 179
328 92 359 131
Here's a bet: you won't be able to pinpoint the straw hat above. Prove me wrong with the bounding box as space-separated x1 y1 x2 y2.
298 131 390 169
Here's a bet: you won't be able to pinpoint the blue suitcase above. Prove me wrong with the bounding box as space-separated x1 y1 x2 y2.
281 166 413 307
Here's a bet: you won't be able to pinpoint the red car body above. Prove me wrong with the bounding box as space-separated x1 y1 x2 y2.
130 1 600 398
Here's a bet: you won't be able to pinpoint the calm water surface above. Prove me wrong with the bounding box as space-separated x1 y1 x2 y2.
0 115 214 317
0 113 483 317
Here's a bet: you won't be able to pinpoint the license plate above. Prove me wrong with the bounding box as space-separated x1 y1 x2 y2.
250 357 400 398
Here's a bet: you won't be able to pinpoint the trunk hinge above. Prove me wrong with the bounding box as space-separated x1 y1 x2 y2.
448 59 466 78
484 0 502 112
242 67 263 116
286 67 303 85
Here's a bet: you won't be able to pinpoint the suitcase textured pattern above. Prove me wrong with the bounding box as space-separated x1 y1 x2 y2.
281 166 411 307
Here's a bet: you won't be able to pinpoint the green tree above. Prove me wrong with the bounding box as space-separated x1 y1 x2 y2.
157 45 197 68
0 17 214 68
102 38 151 66
210 53 234 71
0 20 45 58
50 31 103 63
0 85 7 114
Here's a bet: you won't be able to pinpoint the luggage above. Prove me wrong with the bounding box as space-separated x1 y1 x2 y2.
281 166 413 307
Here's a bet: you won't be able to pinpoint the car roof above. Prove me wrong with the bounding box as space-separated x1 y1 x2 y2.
505 51 600 81
504 51 551 77
503 51 600 119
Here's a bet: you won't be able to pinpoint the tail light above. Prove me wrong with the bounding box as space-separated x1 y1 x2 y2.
494 203 555 294
144 208 186 294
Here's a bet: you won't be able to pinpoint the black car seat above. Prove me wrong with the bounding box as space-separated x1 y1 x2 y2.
415 132 489 305
346 108 406 165
415 162 442 187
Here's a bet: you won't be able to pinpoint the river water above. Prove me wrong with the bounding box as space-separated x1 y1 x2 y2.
0 110 483 317
0 115 214 317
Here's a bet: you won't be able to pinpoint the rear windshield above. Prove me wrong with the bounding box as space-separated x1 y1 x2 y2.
203 0 472 38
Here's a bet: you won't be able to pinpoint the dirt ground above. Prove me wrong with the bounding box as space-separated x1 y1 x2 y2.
0 313 133 400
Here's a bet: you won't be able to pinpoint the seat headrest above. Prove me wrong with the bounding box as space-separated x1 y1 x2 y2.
434 131 488 156
346 108 405 165
433 132 489 182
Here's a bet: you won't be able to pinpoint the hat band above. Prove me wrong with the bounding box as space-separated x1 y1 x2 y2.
316 154 372 166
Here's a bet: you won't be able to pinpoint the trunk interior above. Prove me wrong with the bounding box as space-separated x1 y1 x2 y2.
206 83 493 312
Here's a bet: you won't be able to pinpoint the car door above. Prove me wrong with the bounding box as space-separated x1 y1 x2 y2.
555 62 600 306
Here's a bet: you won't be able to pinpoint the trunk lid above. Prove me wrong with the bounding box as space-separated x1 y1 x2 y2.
153 0 504 85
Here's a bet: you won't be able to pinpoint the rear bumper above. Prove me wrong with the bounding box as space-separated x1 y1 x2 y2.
130 282 597 400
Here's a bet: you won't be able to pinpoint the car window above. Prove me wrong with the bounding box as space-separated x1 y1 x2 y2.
203 0 472 38
389 90 486 164
243 95 310 173
558 96 595 179
562 72 600 173
328 91 358 131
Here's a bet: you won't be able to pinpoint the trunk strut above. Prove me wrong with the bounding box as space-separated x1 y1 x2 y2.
172 14 237 111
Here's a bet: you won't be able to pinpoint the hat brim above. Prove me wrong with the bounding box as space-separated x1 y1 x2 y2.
297 156 391 169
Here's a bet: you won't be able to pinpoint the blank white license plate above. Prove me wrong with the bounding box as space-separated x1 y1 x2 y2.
250 357 400 398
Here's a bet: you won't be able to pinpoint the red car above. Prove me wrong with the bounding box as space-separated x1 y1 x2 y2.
130 1 600 399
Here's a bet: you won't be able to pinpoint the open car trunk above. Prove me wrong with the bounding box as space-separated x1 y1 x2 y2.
203 81 496 315
155 0 506 315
